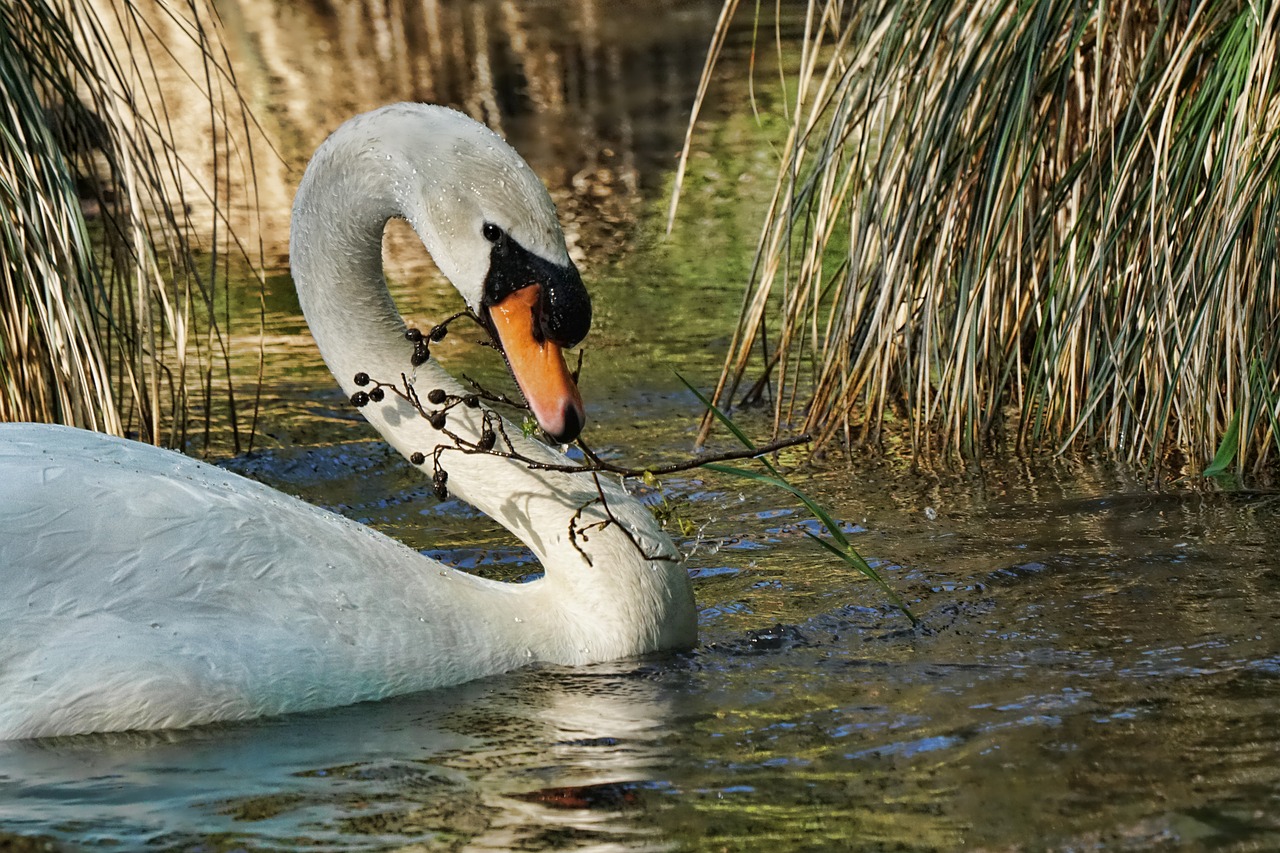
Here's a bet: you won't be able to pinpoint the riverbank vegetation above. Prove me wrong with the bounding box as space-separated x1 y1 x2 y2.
10 1 1278 480
680 0 1280 478
0 0 254 449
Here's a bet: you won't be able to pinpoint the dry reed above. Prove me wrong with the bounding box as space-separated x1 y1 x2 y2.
0 0 258 449
678 0 1280 477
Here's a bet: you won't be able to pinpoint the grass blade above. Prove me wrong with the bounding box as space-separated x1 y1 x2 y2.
687 371 917 625
1203 410 1241 478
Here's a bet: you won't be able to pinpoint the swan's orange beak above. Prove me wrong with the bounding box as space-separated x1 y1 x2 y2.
488 285 585 443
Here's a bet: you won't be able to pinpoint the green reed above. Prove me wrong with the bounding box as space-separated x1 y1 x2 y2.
680 373 917 625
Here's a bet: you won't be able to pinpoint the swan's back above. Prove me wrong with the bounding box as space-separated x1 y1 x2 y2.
0 424 531 739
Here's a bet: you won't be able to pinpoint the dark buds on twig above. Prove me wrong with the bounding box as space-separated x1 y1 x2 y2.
405 328 431 365
405 312 474 367
350 375 384 406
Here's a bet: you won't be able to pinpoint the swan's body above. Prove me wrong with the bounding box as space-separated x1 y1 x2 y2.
0 104 696 740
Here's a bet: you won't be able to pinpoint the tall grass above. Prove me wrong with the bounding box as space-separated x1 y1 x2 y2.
679 0 1280 477
0 0 256 449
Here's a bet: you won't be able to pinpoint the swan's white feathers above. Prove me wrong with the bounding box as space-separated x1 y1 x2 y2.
0 103 696 740
0 424 545 739
296 102 571 315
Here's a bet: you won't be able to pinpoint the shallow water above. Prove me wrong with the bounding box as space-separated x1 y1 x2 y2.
7 428 1280 850
8 1 1280 849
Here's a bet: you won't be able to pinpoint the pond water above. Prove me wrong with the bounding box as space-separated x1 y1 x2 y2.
6 434 1280 850
6 1 1280 850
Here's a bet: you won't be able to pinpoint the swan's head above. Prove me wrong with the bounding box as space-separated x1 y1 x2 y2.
380 104 592 443
474 221 590 444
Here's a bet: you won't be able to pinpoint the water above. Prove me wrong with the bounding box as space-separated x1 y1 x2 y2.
6 441 1280 849
8 1 1280 849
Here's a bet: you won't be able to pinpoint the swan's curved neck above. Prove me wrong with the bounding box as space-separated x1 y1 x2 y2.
289 146 419 386
288 107 696 661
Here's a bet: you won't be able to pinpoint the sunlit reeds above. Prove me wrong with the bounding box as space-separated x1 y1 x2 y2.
680 0 1280 477
0 0 256 449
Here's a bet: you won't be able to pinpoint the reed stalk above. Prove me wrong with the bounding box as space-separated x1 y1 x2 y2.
679 0 1280 477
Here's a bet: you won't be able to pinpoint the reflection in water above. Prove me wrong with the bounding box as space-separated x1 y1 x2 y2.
0 663 683 850
173 0 732 259
665 469 1280 850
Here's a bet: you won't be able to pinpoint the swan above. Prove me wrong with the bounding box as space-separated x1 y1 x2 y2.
0 103 697 741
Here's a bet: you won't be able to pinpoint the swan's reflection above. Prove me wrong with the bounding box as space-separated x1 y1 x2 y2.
0 660 683 850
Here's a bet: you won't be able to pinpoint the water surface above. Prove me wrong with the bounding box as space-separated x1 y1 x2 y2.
7 435 1279 849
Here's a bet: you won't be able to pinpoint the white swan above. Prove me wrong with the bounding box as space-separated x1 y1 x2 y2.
0 103 697 740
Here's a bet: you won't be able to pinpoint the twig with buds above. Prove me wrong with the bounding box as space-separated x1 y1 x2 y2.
348 321 809 565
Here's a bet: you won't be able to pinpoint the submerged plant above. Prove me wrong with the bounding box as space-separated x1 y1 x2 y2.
0 0 258 449
677 0 1280 478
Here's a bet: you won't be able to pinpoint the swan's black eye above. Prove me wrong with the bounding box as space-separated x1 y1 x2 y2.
482 222 502 243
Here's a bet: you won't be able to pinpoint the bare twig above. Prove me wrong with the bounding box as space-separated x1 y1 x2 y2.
568 472 682 565
350 359 809 567
354 368 811 480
